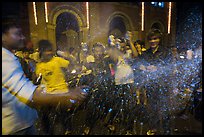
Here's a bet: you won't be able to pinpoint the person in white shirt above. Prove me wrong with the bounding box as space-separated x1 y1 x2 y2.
2 21 87 135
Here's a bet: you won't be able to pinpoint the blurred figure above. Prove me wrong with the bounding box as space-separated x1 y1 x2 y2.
79 42 95 67
35 40 86 135
20 46 38 84
124 31 138 59
66 47 78 64
132 40 147 105
106 46 136 131
108 35 115 47
29 48 41 63
90 42 115 83
134 40 146 57
2 21 87 135
171 47 179 63
36 39 70 94
81 42 115 134
139 29 172 135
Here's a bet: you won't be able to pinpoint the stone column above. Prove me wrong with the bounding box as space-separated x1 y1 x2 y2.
28 2 39 50
47 23 56 51
36 2 47 40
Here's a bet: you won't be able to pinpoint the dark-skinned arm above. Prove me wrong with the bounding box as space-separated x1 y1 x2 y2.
30 86 87 108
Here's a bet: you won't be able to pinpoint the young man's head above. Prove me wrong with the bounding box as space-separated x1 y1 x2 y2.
147 29 162 49
92 42 105 59
38 40 54 62
2 21 25 51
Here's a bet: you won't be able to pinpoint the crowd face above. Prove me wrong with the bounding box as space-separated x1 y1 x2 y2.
23 51 30 59
149 36 160 49
41 50 54 62
2 27 25 50
93 46 104 59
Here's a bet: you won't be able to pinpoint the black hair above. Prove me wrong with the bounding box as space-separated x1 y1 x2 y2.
37 40 53 57
147 29 163 41
92 42 105 53
2 20 21 35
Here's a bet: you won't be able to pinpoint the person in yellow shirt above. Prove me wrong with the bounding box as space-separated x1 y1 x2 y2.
35 40 72 135
36 56 69 93
35 40 70 94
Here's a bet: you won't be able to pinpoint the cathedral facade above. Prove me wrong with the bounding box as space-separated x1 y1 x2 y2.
28 2 176 51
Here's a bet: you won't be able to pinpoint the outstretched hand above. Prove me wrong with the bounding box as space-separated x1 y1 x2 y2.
68 86 88 102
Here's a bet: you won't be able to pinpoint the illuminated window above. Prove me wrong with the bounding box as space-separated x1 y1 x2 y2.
151 2 164 8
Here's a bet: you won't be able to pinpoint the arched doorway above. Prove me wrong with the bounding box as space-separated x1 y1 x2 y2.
56 12 80 51
108 17 126 38
151 22 164 32
107 12 133 39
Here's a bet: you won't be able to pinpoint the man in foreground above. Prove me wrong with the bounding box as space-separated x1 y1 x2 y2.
2 21 87 135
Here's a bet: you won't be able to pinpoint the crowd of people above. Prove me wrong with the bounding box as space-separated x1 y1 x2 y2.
2 20 202 135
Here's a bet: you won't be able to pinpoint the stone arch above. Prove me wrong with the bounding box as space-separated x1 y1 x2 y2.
47 4 87 50
49 5 86 30
150 20 165 34
106 11 134 36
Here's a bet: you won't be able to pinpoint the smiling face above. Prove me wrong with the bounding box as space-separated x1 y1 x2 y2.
148 36 160 49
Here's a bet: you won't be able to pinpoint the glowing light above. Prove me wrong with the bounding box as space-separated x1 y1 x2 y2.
151 2 155 5
141 2 144 31
168 2 172 34
45 2 48 23
86 2 89 29
180 55 185 59
158 2 162 6
33 2 38 25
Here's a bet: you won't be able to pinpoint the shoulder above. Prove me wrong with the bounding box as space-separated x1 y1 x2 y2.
2 48 21 69
2 48 17 61
53 56 70 65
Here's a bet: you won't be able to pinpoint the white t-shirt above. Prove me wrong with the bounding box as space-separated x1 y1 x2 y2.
2 48 38 135
115 57 134 85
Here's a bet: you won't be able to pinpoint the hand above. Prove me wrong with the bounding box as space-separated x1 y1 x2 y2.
68 86 88 102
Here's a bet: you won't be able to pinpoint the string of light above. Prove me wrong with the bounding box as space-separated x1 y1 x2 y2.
168 2 172 34
45 2 48 23
33 2 38 25
86 2 89 29
141 2 144 31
